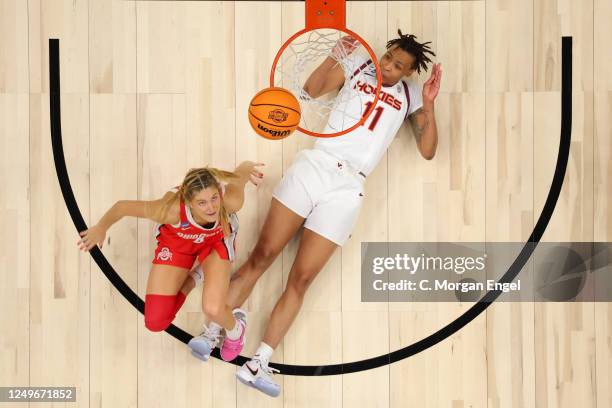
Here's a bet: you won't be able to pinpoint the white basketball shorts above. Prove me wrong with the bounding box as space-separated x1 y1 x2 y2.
272 148 366 246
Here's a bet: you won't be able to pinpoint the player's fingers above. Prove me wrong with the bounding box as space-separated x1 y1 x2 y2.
250 175 262 186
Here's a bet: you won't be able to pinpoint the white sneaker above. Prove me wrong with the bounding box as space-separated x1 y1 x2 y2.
236 357 281 397
189 264 204 286
188 324 223 361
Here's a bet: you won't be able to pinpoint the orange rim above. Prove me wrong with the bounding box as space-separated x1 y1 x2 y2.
269 27 382 139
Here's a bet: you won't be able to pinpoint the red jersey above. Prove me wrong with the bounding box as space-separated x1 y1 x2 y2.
152 187 238 269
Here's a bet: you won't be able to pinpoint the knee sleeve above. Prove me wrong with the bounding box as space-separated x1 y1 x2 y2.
144 294 179 332
174 291 187 315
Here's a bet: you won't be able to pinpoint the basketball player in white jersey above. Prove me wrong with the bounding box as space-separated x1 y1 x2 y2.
228 31 440 396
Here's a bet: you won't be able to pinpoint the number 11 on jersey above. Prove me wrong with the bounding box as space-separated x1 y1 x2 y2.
362 101 384 131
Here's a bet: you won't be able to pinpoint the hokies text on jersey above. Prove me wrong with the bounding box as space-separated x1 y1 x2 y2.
353 80 402 110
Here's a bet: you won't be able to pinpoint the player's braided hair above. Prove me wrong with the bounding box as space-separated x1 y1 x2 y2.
386 30 435 75
157 167 240 232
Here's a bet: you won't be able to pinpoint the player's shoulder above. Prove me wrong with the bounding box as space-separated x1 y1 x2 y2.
400 78 423 115
156 189 181 225
400 78 421 95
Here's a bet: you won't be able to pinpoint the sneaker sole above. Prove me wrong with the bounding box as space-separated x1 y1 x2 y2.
235 369 280 398
235 370 255 388
190 349 210 362
188 338 213 362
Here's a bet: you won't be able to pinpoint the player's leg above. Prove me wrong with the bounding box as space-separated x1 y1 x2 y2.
144 262 191 332
226 197 305 309
199 249 234 330
190 246 247 362
235 228 337 397
260 178 363 348
179 260 202 296
236 174 363 397
264 228 337 347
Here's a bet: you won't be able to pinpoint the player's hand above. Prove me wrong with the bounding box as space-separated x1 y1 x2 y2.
77 224 107 251
423 63 442 104
331 36 359 60
237 161 265 187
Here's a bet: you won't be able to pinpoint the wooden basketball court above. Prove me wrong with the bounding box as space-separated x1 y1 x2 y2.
0 0 610 407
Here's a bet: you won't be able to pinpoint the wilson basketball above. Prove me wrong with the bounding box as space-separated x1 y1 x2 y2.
248 87 301 140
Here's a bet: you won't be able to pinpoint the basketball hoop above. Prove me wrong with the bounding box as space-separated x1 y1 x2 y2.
270 0 382 138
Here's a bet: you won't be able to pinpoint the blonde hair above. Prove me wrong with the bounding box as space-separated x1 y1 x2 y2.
155 167 240 232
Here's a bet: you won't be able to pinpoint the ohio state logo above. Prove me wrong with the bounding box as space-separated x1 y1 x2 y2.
268 109 288 123
157 247 173 261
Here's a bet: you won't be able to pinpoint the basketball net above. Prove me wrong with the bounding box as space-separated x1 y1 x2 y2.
272 29 380 137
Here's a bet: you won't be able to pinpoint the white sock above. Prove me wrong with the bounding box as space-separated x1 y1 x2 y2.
225 318 244 340
189 264 204 286
253 342 274 363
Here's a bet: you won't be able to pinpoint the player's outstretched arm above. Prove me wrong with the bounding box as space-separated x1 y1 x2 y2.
76 193 172 251
222 161 264 214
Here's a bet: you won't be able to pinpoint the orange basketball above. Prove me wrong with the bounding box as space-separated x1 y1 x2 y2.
248 87 301 140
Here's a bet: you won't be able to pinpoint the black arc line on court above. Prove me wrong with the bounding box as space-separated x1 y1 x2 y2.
50 37 572 376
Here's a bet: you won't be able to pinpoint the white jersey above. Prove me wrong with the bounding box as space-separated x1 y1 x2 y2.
314 56 423 177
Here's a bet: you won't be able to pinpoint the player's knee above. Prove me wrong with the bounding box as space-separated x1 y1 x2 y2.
286 272 315 297
145 317 171 332
202 299 224 322
249 240 278 274
144 294 175 332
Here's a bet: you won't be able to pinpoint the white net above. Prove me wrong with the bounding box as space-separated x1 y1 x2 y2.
272 29 380 136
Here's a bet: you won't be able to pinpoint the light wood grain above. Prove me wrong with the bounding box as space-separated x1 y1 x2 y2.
0 1 608 407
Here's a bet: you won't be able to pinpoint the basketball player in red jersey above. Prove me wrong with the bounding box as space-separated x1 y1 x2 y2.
230 31 441 396
77 162 264 362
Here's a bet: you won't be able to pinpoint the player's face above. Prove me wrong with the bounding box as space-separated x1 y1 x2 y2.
190 186 222 223
379 46 416 86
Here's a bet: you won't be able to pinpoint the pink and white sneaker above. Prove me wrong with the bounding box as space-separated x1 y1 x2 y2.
220 308 247 361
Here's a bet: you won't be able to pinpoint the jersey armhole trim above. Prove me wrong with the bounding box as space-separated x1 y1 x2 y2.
402 80 411 120
349 59 373 82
